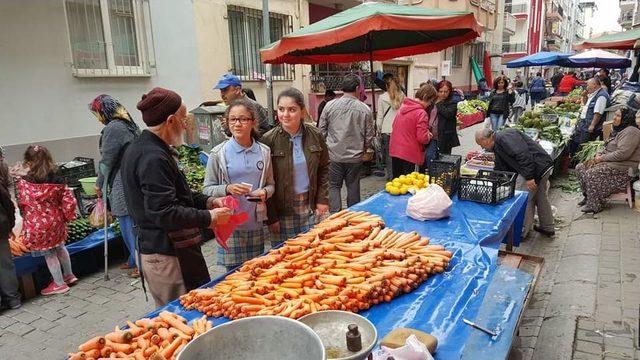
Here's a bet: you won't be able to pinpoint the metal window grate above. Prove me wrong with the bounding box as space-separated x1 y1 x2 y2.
64 0 153 77
451 45 463 68
228 5 293 81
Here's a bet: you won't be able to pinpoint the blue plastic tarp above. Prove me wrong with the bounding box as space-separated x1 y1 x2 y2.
140 191 531 359
13 228 120 277
506 51 572 68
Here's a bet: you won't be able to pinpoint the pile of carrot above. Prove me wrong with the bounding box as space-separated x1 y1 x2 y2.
68 311 211 360
9 235 29 257
180 210 453 320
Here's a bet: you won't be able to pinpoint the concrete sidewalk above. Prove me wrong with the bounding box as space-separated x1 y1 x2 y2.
509 187 640 360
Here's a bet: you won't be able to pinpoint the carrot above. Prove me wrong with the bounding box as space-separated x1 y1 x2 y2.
100 347 113 358
85 349 101 358
159 311 194 336
105 340 132 353
157 327 174 341
79 336 106 352
144 345 159 357
150 334 161 345
168 327 191 341
161 337 183 359
149 351 168 360
105 331 133 344
231 295 266 305
68 353 86 360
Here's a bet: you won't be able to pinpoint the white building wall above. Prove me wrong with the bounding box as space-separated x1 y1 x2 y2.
0 0 202 164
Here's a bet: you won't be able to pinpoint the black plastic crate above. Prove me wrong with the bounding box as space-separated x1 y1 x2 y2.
428 154 462 196
57 157 96 187
459 170 517 204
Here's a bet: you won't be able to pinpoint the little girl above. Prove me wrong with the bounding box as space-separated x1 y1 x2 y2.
17 146 78 295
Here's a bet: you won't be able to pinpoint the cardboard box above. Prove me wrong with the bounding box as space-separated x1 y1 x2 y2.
603 120 614 140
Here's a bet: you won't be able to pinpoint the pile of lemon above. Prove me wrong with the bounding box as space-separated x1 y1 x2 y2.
385 172 430 195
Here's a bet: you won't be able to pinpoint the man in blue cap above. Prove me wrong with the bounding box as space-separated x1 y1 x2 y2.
213 73 271 135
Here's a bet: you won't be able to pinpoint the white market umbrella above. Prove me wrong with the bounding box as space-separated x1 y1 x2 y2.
565 49 632 68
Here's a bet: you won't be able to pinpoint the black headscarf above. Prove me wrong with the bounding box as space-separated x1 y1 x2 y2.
613 107 638 134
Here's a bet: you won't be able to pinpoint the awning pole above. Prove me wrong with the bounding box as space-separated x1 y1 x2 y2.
262 0 274 125
368 33 377 118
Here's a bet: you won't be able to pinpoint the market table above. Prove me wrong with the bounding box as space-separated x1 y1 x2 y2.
458 111 485 129
140 191 530 360
13 228 121 277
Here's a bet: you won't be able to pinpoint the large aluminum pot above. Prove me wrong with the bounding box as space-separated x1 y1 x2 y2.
177 316 325 360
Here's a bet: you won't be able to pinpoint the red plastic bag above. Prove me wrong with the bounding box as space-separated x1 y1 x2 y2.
213 196 248 251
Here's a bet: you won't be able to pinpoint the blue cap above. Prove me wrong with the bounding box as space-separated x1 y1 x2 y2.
213 73 242 90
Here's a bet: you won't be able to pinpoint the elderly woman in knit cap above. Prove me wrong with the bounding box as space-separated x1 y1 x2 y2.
120 87 232 307
90 94 141 278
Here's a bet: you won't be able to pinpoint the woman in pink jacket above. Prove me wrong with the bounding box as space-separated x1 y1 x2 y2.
389 83 437 177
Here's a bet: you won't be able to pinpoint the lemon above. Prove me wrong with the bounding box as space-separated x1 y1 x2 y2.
389 187 400 196
386 182 393 188
385 184 393 193
392 179 402 187
400 186 408 195
416 180 425 188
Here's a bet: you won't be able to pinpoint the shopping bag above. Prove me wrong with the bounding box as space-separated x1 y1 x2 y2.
376 335 435 360
406 185 452 221
88 198 112 227
213 196 248 251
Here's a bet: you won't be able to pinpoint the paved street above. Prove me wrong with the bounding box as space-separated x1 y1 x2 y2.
0 124 638 359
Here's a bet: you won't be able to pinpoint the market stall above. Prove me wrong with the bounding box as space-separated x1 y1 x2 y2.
457 99 488 129
12 227 121 278
77 190 531 360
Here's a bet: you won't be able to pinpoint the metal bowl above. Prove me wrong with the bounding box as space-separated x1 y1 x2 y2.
298 311 378 360
177 316 325 360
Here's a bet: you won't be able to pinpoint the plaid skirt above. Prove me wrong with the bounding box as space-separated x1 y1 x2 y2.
272 193 315 247
217 226 268 269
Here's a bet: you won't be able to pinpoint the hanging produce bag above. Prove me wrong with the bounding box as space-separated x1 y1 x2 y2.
89 198 113 228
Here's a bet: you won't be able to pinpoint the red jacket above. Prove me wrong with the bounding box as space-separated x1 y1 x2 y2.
389 98 432 165
558 75 585 94
17 179 76 251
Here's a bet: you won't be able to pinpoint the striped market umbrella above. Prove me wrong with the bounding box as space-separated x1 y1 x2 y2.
574 28 640 51
260 2 482 65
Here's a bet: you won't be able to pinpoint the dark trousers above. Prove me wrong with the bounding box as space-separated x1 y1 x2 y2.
423 140 439 170
381 134 393 180
329 162 362 212
0 237 20 306
392 157 418 178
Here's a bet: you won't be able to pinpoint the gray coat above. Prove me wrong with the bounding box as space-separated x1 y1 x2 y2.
97 120 140 216
318 94 374 163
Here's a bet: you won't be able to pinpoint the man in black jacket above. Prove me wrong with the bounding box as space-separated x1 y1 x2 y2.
122 87 231 307
475 128 555 238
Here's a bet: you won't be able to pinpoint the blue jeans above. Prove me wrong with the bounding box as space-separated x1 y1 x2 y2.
117 215 137 268
489 113 505 131
423 140 439 170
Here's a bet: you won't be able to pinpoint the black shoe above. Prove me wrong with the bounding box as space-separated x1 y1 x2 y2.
577 198 587 206
533 225 555 237
581 206 600 214
7 300 21 310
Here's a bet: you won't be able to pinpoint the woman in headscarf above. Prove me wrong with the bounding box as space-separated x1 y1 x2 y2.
576 107 640 213
90 95 141 277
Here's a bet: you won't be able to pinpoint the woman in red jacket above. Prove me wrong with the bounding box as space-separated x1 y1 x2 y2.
389 83 437 177
557 72 586 96
17 146 78 296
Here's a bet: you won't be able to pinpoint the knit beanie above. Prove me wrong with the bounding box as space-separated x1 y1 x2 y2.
136 87 182 126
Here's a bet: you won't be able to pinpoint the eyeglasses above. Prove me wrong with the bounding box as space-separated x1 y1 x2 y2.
228 117 253 124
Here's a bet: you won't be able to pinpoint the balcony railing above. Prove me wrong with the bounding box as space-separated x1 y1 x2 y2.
502 43 527 53
504 13 517 34
309 70 374 93
505 3 528 14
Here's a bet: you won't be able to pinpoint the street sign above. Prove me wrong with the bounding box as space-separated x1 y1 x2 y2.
442 60 451 77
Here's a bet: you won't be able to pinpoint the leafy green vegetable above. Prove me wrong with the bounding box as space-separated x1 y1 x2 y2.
177 145 206 192
574 141 605 163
